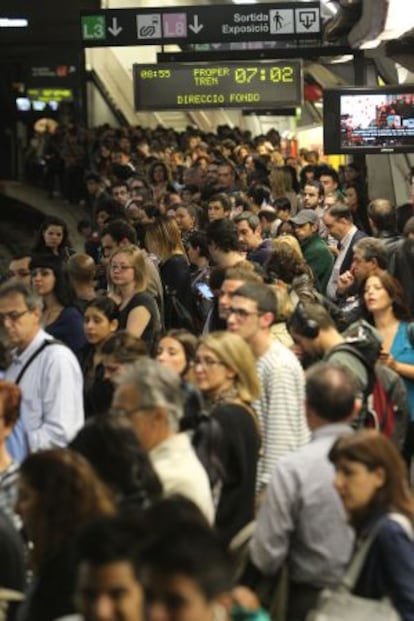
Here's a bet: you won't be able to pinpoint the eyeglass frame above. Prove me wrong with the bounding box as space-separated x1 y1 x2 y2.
109 263 134 272
0 309 31 325
193 356 226 368
227 306 263 320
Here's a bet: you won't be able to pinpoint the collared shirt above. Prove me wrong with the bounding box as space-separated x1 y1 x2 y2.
5 329 84 463
250 423 354 587
254 340 310 488
326 225 357 299
150 432 215 524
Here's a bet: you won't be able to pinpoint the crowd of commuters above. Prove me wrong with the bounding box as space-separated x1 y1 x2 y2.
0 122 414 621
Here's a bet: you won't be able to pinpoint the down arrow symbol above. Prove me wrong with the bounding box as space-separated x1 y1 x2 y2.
189 15 204 34
108 17 122 36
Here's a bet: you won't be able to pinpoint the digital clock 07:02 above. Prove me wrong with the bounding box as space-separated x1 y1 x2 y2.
133 60 302 110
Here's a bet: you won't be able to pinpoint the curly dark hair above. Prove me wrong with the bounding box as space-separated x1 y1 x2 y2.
19 449 115 568
360 270 411 321
31 216 71 258
147 160 171 185
264 245 313 285
0 380 21 426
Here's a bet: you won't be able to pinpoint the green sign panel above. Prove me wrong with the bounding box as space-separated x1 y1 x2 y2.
81 15 106 41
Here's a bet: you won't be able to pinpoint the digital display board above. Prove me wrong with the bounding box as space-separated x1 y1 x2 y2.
324 86 414 154
133 61 302 110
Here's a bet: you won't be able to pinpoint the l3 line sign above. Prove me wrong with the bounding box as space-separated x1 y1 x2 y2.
80 2 321 47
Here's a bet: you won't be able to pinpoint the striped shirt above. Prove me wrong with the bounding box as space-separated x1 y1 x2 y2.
254 340 310 487
0 461 20 529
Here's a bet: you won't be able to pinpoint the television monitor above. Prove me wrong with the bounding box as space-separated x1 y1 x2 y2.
324 85 414 154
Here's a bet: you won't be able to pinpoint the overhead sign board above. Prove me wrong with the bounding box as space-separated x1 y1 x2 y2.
133 60 303 110
81 3 321 47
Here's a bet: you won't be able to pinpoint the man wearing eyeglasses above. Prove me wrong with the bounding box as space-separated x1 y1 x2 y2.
227 282 309 497
0 280 84 462
112 358 214 523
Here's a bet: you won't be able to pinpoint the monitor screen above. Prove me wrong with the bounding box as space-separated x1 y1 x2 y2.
324 86 414 154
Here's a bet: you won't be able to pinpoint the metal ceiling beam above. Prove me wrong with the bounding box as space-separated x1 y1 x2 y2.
158 46 362 62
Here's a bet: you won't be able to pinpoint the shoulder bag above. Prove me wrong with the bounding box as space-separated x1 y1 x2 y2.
306 514 413 621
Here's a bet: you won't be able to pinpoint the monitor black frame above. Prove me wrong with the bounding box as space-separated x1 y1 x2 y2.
323 84 414 155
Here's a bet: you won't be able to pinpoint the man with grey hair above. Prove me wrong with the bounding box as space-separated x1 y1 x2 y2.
0 280 84 462
112 358 214 523
234 211 273 265
335 237 388 326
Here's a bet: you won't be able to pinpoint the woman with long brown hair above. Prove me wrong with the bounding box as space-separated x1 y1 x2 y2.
361 270 414 462
329 430 414 620
15 448 115 621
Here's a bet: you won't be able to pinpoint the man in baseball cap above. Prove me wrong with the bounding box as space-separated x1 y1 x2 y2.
290 210 334 293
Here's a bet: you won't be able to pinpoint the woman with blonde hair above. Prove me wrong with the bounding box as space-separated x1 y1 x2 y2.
270 285 294 348
108 244 161 353
194 331 261 545
271 233 304 259
145 217 193 331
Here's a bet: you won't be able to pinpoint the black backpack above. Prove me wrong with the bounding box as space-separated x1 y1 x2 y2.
327 320 409 448
163 285 195 333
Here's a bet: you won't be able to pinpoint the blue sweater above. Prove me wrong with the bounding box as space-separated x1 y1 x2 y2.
353 511 414 621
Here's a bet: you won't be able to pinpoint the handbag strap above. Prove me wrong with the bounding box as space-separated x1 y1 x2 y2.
341 513 414 592
15 339 61 385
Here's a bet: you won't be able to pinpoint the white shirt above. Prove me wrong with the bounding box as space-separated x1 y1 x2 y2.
326 225 357 299
6 329 84 462
150 432 215 523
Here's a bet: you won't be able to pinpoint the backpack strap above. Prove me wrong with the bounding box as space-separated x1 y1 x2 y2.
407 323 414 349
326 343 375 393
15 339 62 385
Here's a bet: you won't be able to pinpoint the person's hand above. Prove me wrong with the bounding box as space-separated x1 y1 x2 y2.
379 350 397 371
337 270 355 294
231 587 262 611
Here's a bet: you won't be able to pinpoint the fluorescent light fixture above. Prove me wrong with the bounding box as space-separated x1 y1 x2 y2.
380 0 412 40
232 1 257 4
0 17 28 28
350 0 414 48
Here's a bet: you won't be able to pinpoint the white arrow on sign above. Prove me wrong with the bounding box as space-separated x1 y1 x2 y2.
108 17 122 36
189 15 203 34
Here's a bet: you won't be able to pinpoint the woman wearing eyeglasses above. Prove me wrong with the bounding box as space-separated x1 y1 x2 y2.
108 245 161 354
194 331 261 546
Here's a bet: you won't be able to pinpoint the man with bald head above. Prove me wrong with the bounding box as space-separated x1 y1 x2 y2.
67 253 97 311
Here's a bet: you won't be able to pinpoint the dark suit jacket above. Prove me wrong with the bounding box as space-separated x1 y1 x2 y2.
339 229 367 274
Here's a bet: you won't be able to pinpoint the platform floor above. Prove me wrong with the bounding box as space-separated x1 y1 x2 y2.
0 179 87 251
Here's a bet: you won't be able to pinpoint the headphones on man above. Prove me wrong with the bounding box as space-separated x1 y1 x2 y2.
289 302 320 339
